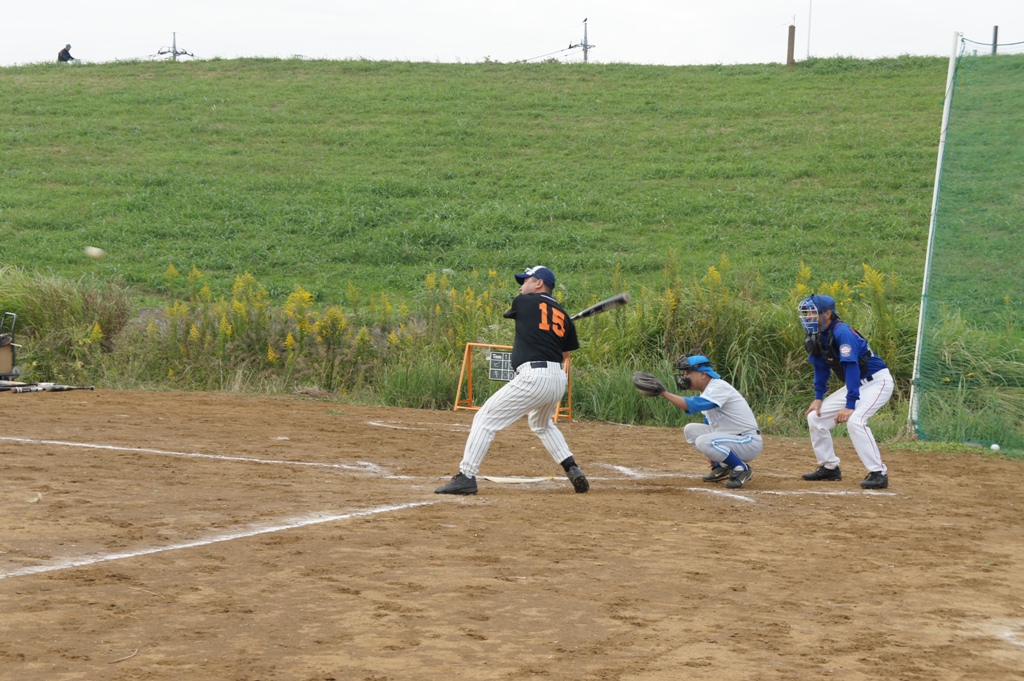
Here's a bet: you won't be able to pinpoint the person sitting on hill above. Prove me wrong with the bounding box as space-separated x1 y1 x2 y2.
58 44 75 63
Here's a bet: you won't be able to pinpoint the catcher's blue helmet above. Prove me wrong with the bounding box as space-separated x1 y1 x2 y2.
798 294 837 334
673 353 721 390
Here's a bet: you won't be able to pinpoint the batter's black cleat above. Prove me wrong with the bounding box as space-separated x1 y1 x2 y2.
860 471 889 489
802 465 842 481
725 466 753 489
435 473 478 495
566 465 589 493
702 465 732 483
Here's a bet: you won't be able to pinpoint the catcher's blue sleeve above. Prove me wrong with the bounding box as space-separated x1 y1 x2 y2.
683 396 719 414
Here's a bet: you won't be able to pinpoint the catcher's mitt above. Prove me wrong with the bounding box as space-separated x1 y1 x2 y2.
632 371 666 397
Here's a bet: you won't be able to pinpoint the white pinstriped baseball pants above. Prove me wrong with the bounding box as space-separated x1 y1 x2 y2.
807 368 894 474
459 363 573 478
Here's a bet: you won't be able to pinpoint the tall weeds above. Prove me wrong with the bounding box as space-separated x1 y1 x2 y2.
0 262 955 440
0 265 133 384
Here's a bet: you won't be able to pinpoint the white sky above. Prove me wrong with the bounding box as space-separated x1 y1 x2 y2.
2 1 1022 67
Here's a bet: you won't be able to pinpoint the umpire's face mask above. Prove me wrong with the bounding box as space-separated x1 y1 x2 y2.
799 308 820 335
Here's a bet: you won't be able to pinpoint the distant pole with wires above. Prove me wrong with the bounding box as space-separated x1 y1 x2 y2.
157 32 194 61
569 18 595 63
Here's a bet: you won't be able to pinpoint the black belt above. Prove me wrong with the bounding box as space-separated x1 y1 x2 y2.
862 374 874 384
518 360 562 373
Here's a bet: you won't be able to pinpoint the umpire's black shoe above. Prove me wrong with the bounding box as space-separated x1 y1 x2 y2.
702 465 732 483
435 473 478 495
860 471 889 489
566 465 590 493
802 465 842 481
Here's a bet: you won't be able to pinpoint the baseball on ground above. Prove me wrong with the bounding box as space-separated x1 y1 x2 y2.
84 246 105 259
991 443 1001 451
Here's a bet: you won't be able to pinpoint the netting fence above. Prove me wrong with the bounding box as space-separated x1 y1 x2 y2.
910 35 1024 450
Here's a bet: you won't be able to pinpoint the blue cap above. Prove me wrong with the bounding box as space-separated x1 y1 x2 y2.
682 354 721 379
799 294 836 315
514 266 556 289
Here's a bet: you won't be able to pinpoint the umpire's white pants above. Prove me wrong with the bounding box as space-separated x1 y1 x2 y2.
683 423 763 464
807 368 894 474
459 364 573 478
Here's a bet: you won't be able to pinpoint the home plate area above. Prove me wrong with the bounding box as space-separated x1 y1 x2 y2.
1 390 1021 680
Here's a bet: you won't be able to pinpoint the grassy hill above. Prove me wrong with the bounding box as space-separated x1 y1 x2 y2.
2 57 946 306
0 57 961 436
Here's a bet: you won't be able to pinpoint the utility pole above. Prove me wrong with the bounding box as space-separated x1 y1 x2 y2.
569 18 595 63
806 0 813 59
158 32 194 61
992 26 999 54
787 23 796 66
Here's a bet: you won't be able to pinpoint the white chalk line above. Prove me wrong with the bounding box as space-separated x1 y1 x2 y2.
0 436 396 477
682 487 757 503
368 421 429 431
601 464 896 495
480 476 555 484
602 463 784 479
602 464 684 479
0 501 436 581
602 463 817 480
756 489 897 497
1002 631 1024 647
367 420 469 432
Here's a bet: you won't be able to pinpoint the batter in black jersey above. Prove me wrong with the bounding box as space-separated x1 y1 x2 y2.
506 288 579 369
435 266 589 495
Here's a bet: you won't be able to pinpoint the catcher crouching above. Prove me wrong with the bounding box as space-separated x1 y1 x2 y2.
632 353 763 488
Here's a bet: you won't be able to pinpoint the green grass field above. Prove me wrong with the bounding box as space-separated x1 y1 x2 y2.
2 56 945 305
4 56 981 438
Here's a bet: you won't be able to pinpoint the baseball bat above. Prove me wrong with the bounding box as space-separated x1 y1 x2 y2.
570 292 631 321
5 383 95 393
0 383 36 392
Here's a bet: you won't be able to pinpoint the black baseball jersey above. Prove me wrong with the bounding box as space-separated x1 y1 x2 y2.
504 293 580 368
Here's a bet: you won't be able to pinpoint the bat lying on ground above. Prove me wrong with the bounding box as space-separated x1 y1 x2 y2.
570 292 631 321
0 382 95 393
0 382 36 392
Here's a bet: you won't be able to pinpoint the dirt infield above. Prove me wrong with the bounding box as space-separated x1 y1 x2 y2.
1 390 1022 680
